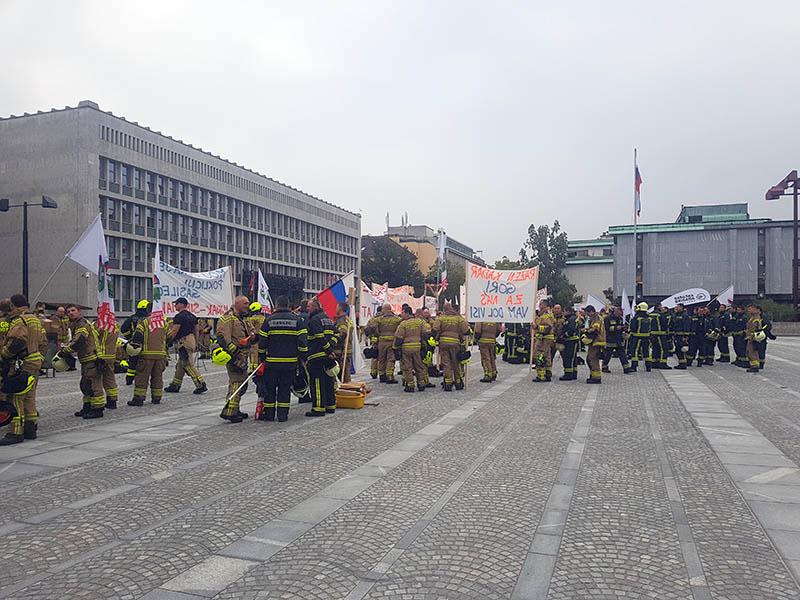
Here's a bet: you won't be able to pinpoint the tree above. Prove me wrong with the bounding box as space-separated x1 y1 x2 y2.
519 220 578 307
361 236 424 291
492 256 523 270
427 259 465 303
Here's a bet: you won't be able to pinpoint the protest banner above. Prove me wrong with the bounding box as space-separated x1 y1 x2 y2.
154 259 234 318
360 281 382 321
660 288 711 309
464 262 539 323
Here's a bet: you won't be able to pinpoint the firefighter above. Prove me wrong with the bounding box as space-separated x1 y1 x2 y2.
670 303 691 369
369 304 401 383
603 306 632 373
532 299 556 382
757 311 777 369
432 303 470 391
703 305 719 365
246 302 267 371
716 305 732 363
93 319 120 409
217 296 256 422
627 302 651 371
649 304 671 370
745 304 764 373
164 297 208 394
127 303 171 406
394 305 430 392
0 295 46 444
62 304 105 419
730 305 748 367
121 300 151 386
558 306 580 381
692 306 713 366
552 304 565 362
364 311 381 379
582 305 605 383
257 295 307 422
294 300 312 403
197 318 212 359
475 321 500 382
504 322 517 363
333 302 353 384
305 297 337 417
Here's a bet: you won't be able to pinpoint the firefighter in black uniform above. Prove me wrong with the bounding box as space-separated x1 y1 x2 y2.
305 298 337 417
730 305 748 367
670 303 691 369
120 300 150 385
504 323 519 363
716 305 732 363
687 307 703 367
602 306 632 373
257 295 308 422
627 303 651 372
757 312 777 369
294 300 312 403
558 306 580 380
649 304 671 370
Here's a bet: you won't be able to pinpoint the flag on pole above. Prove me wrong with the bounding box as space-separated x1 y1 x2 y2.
713 285 734 307
621 288 632 319
65 214 117 331
634 151 643 217
317 271 355 319
257 269 271 312
437 229 446 262
149 243 165 331
440 269 448 291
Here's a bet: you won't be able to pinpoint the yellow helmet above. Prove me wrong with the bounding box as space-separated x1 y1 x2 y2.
325 362 340 378
137 299 150 310
249 302 262 313
753 330 766 342
636 302 649 312
212 347 232 366
125 342 143 357
52 353 75 372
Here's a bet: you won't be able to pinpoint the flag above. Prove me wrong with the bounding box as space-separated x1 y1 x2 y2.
634 151 643 217
713 285 734 307
437 229 446 262
66 214 117 331
150 243 165 332
535 287 548 305
440 269 448 291
257 269 271 312
317 271 355 319
621 288 632 319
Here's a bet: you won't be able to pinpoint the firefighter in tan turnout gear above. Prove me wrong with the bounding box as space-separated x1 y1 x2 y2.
432 303 470 391
393 304 430 392
93 319 120 409
0 295 46 445
127 305 171 406
474 321 500 382
532 300 556 382
62 304 106 419
365 304 402 384
217 296 255 423
582 305 606 384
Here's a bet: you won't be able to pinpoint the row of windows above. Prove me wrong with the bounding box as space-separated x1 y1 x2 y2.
99 159 358 255
105 236 348 294
99 125 359 230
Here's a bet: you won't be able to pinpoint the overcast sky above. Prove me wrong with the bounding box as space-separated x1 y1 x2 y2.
2 1 799 262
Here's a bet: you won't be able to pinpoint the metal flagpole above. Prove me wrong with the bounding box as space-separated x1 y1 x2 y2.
633 148 638 304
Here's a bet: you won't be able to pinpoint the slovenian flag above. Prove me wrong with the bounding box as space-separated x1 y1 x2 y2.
317 271 355 318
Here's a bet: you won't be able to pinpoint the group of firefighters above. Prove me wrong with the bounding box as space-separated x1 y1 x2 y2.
0 289 779 445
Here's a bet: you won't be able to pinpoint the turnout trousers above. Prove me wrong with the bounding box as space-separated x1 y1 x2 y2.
133 358 166 403
479 342 497 379
732 334 747 366
6 363 39 437
627 337 650 370
171 335 205 390
221 362 249 417
439 344 463 385
80 362 106 410
586 345 603 381
533 339 553 380
401 348 427 389
308 359 336 414
602 343 629 370
562 340 578 378
99 360 118 403
261 366 294 420
377 339 396 378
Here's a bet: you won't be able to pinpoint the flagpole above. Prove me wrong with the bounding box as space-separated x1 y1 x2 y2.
633 148 638 303
30 255 70 307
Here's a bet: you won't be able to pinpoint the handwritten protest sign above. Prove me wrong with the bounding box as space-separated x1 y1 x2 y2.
465 262 539 323
154 260 234 318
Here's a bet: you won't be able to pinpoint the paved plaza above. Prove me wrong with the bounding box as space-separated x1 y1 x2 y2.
2 340 800 599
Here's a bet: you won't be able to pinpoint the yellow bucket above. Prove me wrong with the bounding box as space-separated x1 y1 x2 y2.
335 391 365 409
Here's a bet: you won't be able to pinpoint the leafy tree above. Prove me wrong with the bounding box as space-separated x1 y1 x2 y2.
519 220 578 307
427 259 465 303
361 236 424 291
492 256 523 270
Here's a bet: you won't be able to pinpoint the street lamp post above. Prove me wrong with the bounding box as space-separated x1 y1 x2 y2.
0 196 59 299
765 171 799 310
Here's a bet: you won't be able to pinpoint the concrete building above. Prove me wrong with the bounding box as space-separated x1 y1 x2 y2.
564 238 614 303
608 203 795 303
0 101 360 313
386 225 485 274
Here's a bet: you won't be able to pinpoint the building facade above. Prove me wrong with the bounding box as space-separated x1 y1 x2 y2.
609 204 795 303
0 101 360 313
564 238 614 303
386 224 485 274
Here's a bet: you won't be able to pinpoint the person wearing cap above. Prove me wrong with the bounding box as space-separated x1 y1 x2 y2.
0 294 46 444
246 301 267 372
164 297 207 395
121 300 151 385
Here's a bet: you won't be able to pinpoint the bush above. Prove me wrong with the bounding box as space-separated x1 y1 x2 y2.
757 299 799 322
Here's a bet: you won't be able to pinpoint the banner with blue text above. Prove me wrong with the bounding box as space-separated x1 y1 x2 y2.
465 262 539 323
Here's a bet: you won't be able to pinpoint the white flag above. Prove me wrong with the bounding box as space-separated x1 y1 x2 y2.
257 270 271 311
66 214 108 273
714 285 734 307
584 294 607 310
66 214 116 330
438 229 447 262
621 288 632 319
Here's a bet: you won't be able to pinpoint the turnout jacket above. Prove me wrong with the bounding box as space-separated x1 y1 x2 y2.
560 315 580 341
365 313 402 342
583 313 606 347
93 322 120 361
629 312 651 338
745 315 763 341
64 317 99 364
474 322 501 345
1 309 46 371
132 317 170 359
670 312 692 338
216 309 254 366
258 309 307 368
533 311 556 341
432 315 469 346
603 315 625 346
394 316 429 350
306 308 335 361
